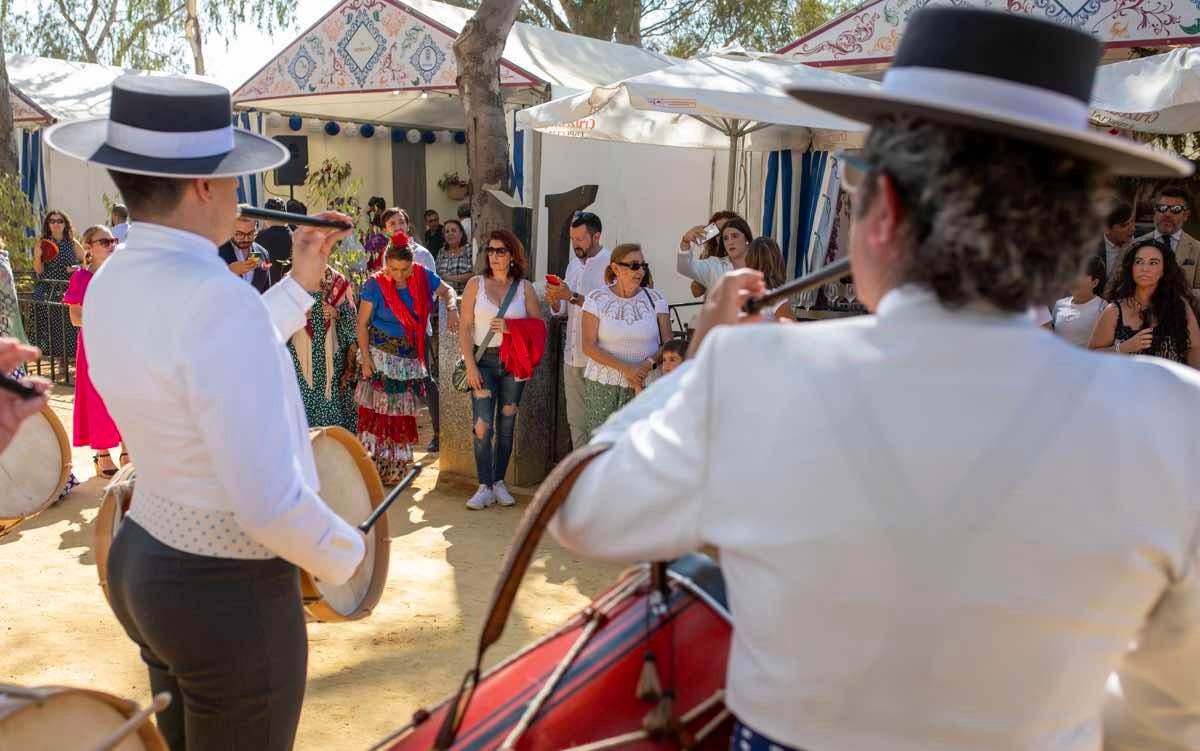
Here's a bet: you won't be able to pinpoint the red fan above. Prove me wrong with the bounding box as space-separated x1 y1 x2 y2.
38 238 59 263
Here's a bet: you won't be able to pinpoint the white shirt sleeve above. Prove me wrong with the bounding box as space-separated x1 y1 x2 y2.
179 277 365 584
1103 536 1200 749
549 341 713 562
264 275 314 342
676 249 728 289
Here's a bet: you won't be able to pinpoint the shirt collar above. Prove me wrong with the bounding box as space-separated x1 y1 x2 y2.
582 246 609 266
124 222 220 261
1157 229 1183 242
875 283 1035 325
1103 235 1118 251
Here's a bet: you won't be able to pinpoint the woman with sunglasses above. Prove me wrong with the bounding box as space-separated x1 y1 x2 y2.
458 230 544 510
32 209 82 364
1088 238 1200 367
580 243 671 438
64 226 126 476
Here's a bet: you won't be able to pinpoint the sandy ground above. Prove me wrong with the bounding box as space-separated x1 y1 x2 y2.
2 386 623 750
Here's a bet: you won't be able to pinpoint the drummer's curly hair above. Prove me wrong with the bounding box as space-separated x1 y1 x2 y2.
857 116 1108 312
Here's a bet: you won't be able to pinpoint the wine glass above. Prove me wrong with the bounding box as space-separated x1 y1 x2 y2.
824 283 841 309
844 283 856 308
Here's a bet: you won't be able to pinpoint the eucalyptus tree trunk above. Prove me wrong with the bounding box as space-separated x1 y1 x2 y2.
0 38 19 178
453 0 521 259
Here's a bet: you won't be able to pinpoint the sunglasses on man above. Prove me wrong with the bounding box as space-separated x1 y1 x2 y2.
1155 204 1188 214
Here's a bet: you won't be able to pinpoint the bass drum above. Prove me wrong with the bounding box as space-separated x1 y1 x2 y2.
374 553 733 751
0 406 72 538
95 464 136 604
0 683 167 750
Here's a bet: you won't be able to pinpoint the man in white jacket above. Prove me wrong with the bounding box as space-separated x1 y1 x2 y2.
551 8 1200 751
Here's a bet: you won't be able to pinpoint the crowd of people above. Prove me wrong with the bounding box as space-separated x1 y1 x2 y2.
1034 188 1200 369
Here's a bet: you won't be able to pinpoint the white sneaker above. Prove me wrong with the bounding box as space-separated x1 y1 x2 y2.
466 485 495 510
493 481 515 507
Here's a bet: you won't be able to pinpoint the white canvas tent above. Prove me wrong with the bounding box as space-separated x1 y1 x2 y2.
515 49 877 207
1091 48 1200 135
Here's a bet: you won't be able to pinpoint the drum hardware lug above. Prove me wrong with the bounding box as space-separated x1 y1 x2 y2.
648 589 668 618
412 708 430 725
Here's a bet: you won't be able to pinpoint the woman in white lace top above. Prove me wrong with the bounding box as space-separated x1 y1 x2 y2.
580 243 671 437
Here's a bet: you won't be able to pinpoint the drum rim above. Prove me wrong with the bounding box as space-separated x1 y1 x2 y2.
0 405 72 525
299 426 390 622
0 684 168 750
93 465 134 606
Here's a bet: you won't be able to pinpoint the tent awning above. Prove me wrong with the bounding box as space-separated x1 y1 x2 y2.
777 0 1200 71
232 0 678 128
10 85 53 126
1091 48 1200 134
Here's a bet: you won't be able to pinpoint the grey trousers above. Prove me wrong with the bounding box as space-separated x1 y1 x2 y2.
563 363 588 450
106 520 308 751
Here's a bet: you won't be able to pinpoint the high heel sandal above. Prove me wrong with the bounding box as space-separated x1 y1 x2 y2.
93 452 118 478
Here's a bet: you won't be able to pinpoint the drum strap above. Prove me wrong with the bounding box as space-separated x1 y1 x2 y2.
433 442 613 750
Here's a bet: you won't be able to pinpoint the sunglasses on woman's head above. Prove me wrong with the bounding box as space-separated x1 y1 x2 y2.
90 238 117 248
615 261 649 271
486 245 511 256
1156 204 1187 214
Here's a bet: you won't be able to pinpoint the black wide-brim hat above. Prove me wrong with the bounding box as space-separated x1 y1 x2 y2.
788 7 1193 178
45 75 288 178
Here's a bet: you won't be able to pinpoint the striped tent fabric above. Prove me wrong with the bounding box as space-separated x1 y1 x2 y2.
760 148 841 303
234 111 265 207
19 129 49 220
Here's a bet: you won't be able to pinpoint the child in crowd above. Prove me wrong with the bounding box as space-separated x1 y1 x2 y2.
1045 256 1106 348
642 337 688 388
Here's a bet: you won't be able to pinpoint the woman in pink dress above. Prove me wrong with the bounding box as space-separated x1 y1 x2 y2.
65 225 125 477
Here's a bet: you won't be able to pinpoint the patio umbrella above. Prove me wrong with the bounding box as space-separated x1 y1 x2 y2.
515 48 880 208
1091 48 1200 135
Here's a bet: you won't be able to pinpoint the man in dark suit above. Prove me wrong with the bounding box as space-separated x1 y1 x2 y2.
1095 199 1134 294
255 198 293 287
218 214 272 293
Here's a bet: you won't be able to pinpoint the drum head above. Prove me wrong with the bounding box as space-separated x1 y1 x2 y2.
0 685 167 750
304 427 389 621
0 406 71 521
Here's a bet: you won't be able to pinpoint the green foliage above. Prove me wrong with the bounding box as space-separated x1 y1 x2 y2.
1 0 295 72
0 174 38 272
303 157 369 290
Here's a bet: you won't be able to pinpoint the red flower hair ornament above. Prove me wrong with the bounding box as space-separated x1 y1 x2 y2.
389 230 410 251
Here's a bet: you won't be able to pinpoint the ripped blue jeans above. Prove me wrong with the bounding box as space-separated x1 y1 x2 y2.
470 349 527 486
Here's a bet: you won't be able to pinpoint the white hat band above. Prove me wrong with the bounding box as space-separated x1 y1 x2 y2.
106 120 235 159
882 66 1090 130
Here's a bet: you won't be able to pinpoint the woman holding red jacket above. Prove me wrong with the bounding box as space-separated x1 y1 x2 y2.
457 229 545 510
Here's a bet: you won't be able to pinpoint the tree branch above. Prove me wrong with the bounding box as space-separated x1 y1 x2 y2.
523 0 569 31
112 1 186 66
52 0 98 61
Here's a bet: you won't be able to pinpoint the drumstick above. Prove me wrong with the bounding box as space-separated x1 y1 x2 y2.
90 692 171 751
238 205 353 230
742 257 851 314
358 463 423 532
0 371 40 401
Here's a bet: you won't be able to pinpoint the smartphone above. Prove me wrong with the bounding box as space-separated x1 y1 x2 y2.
691 223 720 248
545 274 563 286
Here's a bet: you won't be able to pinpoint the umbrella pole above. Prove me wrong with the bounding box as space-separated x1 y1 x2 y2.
726 128 739 210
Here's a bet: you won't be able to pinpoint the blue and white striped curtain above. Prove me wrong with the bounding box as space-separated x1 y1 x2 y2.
19 129 49 219
234 112 265 207
760 147 841 305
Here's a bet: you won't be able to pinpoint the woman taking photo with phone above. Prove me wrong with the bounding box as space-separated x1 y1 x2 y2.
1089 238 1200 367
580 243 671 438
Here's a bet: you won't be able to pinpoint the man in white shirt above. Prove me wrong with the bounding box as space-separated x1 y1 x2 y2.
549 9 1200 750
45 75 367 751
109 203 129 242
1135 186 1200 289
544 211 611 449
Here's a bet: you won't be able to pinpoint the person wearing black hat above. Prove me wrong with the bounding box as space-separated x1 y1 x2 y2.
546 8 1200 751
45 76 368 751
257 197 294 286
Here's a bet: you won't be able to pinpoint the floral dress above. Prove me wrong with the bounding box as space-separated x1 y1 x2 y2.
287 269 359 431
